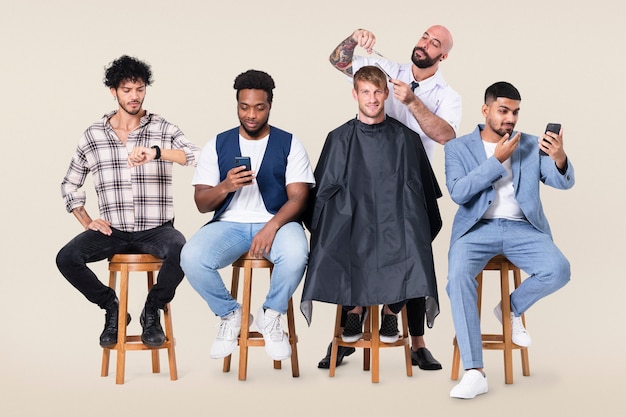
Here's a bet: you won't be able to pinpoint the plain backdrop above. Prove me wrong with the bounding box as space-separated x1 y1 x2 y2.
1 1 624 416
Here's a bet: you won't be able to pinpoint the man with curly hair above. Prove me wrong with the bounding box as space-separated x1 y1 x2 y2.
56 55 200 349
180 69 315 362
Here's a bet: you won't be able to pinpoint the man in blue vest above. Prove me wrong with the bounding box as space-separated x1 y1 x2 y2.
180 69 315 361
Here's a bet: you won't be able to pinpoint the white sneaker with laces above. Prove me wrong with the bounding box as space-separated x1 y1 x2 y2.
494 302 532 347
210 308 250 359
256 307 291 361
450 369 489 399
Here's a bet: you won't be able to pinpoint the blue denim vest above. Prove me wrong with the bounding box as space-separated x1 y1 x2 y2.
211 126 292 221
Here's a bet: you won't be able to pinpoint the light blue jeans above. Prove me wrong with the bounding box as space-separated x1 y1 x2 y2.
180 221 308 317
446 219 570 370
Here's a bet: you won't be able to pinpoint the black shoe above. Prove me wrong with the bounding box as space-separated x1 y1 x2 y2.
99 298 131 348
342 309 366 342
140 303 165 347
379 311 399 343
317 341 356 369
411 347 442 370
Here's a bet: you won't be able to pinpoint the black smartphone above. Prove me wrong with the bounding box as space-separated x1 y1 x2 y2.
234 156 251 171
540 123 561 155
234 156 252 183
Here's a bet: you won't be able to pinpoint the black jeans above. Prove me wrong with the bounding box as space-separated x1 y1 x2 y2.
56 221 186 310
340 297 426 336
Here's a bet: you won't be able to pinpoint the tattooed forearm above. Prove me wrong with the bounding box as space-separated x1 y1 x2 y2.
329 36 357 75
75 207 88 220
72 206 93 229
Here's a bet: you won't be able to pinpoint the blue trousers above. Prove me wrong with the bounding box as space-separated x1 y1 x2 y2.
180 221 308 317
446 219 570 370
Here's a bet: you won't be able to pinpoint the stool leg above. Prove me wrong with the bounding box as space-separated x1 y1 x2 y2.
329 305 343 377
500 265 514 384
513 268 531 377
223 266 241 373
269 264 282 371
238 264 253 381
371 305 380 383
146 271 161 374
476 272 484 318
116 265 130 385
363 307 371 371
163 303 178 380
401 306 412 377
286 298 299 377
101 271 117 377
451 337 461 380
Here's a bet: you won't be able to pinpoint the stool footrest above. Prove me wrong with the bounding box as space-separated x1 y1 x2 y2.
103 336 176 351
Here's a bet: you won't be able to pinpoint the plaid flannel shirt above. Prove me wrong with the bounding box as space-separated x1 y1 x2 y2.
61 110 200 232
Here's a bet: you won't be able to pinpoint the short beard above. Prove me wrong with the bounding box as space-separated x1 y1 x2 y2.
117 98 143 116
411 47 442 69
241 119 269 138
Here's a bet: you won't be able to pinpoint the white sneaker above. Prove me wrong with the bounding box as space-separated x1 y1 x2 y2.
450 369 489 399
256 307 291 361
494 302 532 347
210 308 249 359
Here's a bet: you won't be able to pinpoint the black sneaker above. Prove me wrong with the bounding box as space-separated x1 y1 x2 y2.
341 310 365 343
379 311 399 343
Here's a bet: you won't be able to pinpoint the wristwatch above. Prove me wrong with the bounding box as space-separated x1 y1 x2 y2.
151 145 161 160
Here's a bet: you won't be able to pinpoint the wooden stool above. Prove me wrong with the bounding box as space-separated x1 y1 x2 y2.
329 304 412 383
222 255 299 381
101 254 178 384
451 255 530 384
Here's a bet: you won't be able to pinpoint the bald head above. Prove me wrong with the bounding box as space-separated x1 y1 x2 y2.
425 25 454 54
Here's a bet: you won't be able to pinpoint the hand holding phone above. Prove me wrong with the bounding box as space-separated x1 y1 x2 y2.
234 156 253 184
234 156 251 171
540 123 561 155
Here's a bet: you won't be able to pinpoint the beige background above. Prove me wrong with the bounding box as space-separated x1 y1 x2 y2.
1 0 624 415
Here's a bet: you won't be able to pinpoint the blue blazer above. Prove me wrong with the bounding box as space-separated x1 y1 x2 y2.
444 125 575 244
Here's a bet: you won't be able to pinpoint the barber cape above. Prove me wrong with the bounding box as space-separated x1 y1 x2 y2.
300 116 442 326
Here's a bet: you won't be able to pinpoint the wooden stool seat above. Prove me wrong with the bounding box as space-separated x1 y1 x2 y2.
222 254 299 380
451 255 530 384
101 254 178 384
330 304 412 383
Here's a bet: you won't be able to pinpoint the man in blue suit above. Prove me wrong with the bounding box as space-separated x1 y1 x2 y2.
445 81 574 399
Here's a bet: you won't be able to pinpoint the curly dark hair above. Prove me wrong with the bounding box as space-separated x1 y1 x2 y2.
103 55 153 88
233 69 275 103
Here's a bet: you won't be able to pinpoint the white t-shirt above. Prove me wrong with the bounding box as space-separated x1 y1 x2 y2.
481 141 524 221
352 56 462 161
192 131 315 223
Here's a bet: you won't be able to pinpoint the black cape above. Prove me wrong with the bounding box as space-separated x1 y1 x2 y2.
300 116 442 326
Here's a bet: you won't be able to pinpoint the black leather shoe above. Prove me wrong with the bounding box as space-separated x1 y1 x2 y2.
140 303 165 347
99 298 131 348
411 347 442 370
317 341 356 369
